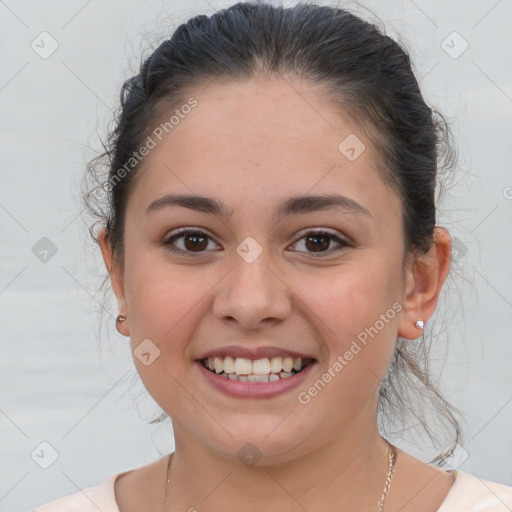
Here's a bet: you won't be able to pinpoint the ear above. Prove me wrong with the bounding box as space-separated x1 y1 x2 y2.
98 227 127 315
397 227 452 340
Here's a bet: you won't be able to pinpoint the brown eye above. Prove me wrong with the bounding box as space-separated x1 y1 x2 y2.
162 229 221 255
291 230 349 257
304 233 330 252
182 232 208 251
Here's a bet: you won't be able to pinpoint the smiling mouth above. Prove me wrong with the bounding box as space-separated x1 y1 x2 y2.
200 356 315 383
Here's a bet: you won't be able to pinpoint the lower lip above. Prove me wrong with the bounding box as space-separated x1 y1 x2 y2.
195 361 316 399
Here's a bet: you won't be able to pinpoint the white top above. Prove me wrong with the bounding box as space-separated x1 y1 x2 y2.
32 468 512 511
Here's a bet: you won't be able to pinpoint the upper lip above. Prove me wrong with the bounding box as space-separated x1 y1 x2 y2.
196 345 316 361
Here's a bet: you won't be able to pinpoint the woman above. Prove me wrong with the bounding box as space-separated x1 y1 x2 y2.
33 2 512 511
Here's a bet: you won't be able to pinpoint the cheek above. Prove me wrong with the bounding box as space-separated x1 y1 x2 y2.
122 253 215 418
298 257 401 343
122 249 212 357
294 258 401 404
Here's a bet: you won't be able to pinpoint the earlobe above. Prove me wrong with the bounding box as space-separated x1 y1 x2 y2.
397 227 452 340
115 314 130 337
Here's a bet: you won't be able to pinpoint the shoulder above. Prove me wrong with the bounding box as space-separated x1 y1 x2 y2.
31 455 170 512
31 471 128 512
437 469 512 511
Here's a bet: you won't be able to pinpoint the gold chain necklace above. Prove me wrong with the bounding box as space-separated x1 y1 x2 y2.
163 442 397 511
378 442 398 511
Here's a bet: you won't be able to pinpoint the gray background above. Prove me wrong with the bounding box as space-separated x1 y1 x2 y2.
1 0 511 510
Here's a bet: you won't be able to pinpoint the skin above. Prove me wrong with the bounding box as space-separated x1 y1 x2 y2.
99 76 454 511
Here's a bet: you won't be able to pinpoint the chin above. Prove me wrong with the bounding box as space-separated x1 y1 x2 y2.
196 417 313 467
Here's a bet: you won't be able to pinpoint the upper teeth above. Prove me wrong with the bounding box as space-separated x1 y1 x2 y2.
205 356 304 375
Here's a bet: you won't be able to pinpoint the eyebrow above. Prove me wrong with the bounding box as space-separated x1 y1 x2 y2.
145 193 372 219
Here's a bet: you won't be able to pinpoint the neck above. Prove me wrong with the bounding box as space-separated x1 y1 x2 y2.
166 410 393 511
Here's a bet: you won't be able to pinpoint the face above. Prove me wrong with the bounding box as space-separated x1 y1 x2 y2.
105 76 412 464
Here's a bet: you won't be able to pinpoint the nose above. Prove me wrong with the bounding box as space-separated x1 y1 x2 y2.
212 248 292 330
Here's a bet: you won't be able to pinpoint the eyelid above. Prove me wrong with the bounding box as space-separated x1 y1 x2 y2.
166 226 214 239
293 227 349 243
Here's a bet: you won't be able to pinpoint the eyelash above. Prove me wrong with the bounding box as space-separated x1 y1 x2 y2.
161 228 351 258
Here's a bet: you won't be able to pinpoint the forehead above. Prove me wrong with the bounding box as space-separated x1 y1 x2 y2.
127 76 401 222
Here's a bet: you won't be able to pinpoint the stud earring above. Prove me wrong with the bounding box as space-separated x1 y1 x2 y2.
415 320 424 329
116 314 128 336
